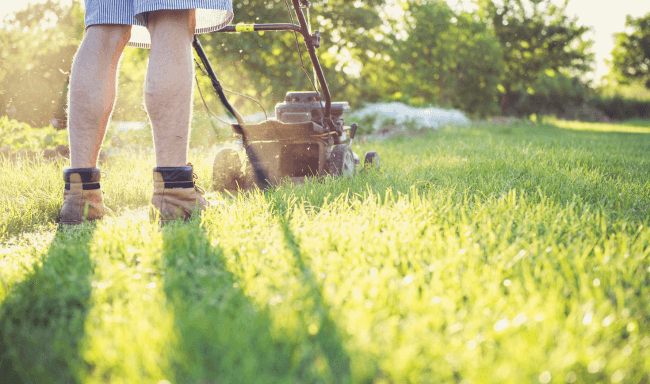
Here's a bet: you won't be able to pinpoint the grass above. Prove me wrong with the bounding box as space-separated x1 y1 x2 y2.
0 120 649 383
546 117 650 134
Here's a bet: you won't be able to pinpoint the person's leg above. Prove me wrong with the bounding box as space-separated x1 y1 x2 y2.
68 24 131 168
144 9 196 167
145 9 209 223
61 24 130 224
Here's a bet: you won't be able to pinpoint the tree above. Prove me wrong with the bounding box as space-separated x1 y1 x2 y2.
394 0 505 116
611 12 650 89
0 0 84 128
478 0 593 113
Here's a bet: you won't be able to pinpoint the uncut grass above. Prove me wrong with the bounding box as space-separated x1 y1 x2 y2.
0 122 649 383
2 122 648 237
0 148 216 239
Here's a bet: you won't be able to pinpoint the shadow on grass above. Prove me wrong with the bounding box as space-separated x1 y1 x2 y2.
160 217 351 383
276 213 352 383
161 222 291 384
0 224 96 384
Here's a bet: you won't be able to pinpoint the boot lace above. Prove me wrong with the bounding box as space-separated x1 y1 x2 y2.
193 172 206 195
187 163 206 195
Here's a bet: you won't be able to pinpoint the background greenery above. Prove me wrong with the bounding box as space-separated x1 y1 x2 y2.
0 116 68 151
1 0 649 131
611 12 650 90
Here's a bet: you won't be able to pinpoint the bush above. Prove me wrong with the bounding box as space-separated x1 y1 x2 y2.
394 2 505 117
589 97 650 120
503 72 591 118
498 72 650 122
0 116 68 151
562 103 612 122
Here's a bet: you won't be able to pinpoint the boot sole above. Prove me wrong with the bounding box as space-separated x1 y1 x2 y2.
58 217 105 226
59 220 84 226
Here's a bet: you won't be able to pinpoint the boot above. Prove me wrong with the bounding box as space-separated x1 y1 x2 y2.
60 168 112 225
151 163 210 223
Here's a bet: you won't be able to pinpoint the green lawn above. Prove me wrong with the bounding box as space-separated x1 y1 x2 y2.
548 117 650 134
1 121 649 383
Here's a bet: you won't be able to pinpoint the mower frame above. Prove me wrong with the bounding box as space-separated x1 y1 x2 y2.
192 0 377 189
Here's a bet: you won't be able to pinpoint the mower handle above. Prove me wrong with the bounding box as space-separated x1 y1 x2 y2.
198 0 337 133
289 0 335 131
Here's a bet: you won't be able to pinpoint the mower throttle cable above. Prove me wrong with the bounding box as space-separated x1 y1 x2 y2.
283 0 326 120
193 58 268 129
194 72 231 128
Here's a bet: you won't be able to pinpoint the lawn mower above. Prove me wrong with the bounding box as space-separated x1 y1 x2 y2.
192 0 379 190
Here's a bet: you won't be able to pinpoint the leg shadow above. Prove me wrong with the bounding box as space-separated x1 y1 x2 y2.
160 221 293 384
276 213 352 383
0 224 97 383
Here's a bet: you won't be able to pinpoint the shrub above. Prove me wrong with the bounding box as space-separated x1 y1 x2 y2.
393 2 505 117
589 97 650 120
562 103 612 122
0 116 68 151
503 72 591 118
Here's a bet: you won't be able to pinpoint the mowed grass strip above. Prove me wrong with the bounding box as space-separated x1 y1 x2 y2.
0 121 649 383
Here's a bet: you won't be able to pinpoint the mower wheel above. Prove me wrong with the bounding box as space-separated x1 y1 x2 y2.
329 144 355 176
242 157 262 190
213 147 243 191
364 151 380 168
353 151 360 168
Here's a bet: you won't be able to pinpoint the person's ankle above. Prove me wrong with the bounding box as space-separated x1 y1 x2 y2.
155 157 187 168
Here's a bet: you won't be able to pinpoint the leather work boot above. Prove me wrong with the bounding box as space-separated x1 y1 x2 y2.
151 163 210 223
59 168 113 225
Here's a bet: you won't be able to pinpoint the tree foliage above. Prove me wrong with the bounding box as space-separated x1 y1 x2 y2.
0 0 602 128
0 0 389 126
478 0 593 107
355 0 594 117
395 1 505 116
611 12 650 89
0 0 84 127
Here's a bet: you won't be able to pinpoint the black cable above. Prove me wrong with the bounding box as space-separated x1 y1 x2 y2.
192 36 270 187
194 73 233 127
194 58 268 125
223 88 268 121
283 0 326 118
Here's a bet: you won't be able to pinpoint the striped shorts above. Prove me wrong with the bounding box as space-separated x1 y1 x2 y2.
84 0 233 48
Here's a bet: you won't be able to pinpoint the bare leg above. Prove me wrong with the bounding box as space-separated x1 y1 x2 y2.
145 9 196 167
67 25 131 168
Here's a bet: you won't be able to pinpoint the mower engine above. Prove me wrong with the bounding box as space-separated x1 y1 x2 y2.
276 91 348 128
212 91 378 190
